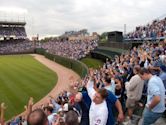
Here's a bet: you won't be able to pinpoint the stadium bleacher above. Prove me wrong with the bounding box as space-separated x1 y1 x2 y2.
0 21 27 39
0 17 166 125
125 17 166 41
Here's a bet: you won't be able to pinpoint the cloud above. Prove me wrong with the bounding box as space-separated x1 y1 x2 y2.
0 6 28 22
0 0 166 38
0 6 28 14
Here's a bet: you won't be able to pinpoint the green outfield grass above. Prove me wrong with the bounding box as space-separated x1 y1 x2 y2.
80 57 104 69
0 55 58 120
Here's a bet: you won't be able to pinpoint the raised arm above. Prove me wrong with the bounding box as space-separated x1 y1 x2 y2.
0 102 6 125
86 69 96 100
86 78 96 100
25 97 34 120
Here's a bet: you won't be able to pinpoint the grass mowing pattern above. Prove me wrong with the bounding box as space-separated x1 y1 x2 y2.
0 55 57 120
80 57 104 69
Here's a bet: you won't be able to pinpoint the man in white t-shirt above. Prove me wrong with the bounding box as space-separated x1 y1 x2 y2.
86 72 124 125
87 78 108 125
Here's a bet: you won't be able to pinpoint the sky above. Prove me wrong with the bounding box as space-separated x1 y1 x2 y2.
0 0 166 38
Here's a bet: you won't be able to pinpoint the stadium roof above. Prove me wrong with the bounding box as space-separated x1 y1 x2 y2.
0 21 26 26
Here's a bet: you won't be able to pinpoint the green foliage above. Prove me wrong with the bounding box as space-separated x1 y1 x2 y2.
100 38 108 43
100 32 108 39
35 47 46 55
71 60 88 78
99 32 108 43
0 55 57 120
40 37 58 43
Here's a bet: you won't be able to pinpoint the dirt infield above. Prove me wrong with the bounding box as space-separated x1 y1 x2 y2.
31 54 80 107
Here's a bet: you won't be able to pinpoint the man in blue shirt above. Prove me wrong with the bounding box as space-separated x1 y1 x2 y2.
139 68 165 125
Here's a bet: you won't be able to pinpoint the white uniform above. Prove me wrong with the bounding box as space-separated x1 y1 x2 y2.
87 80 108 125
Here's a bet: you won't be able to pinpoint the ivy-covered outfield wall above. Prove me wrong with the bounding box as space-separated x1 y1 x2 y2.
35 48 88 78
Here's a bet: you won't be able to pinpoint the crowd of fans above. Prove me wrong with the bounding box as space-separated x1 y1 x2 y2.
0 38 98 60
0 23 165 125
126 18 166 40
0 39 35 54
1 40 165 125
41 40 98 60
0 27 27 38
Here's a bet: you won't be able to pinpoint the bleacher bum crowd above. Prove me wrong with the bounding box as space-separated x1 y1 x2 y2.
0 40 165 125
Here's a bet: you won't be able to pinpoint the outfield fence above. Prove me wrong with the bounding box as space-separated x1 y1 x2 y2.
35 48 88 78
0 49 35 55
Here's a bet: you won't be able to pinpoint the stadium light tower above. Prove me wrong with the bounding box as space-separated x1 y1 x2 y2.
124 24 126 36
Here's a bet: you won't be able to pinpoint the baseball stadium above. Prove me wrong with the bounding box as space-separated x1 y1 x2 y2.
0 1 166 125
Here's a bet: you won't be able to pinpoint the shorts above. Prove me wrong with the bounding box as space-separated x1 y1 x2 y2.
126 98 137 108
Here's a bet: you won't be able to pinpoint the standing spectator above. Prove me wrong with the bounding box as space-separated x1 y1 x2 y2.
124 65 144 124
84 70 124 125
114 76 123 100
104 76 116 94
86 79 108 125
139 68 165 125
